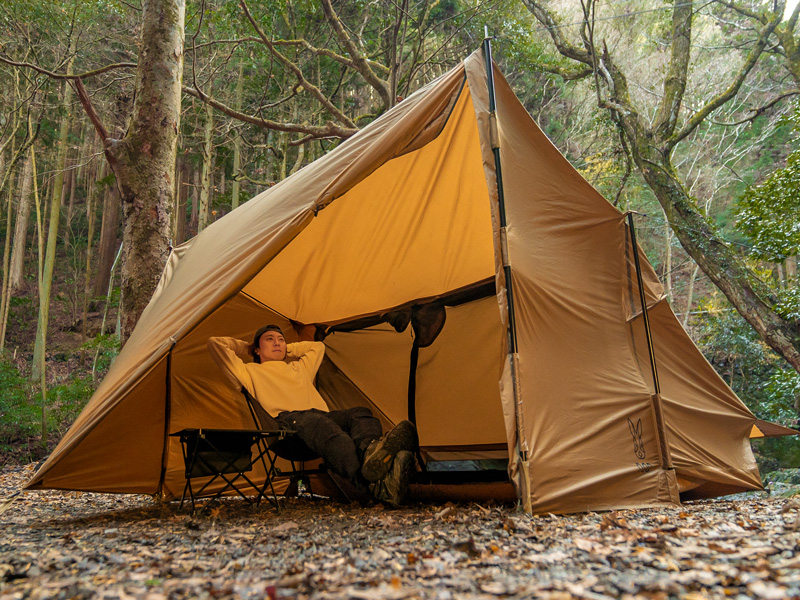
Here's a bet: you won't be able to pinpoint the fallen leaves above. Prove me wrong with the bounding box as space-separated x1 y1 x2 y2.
2 463 800 599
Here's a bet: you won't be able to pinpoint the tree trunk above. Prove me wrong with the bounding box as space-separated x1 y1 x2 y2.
49 63 75 259
776 263 786 288
0 103 31 350
683 263 700 329
27 135 48 440
9 153 33 292
231 64 243 210
76 120 93 189
664 213 672 304
65 158 77 234
81 156 99 365
633 146 800 372
289 142 305 176
190 166 199 232
0 145 18 351
175 159 188 244
101 0 185 343
198 100 214 232
279 132 288 181
93 178 121 301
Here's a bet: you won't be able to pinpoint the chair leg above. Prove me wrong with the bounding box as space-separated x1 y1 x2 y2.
179 478 191 511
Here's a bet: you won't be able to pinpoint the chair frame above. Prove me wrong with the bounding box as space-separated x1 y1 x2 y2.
241 388 353 502
171 427 291 512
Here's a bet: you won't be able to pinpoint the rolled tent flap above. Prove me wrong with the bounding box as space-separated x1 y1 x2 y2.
27 47 768 515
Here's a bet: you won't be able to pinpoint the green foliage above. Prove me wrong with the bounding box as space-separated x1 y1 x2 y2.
0 355 34 449
736 103 800 262
86 332 121 377
763 368 800 423
694 299 799 471
775 285 800 321
737 150 800 261
0 351 97 456
36 374 95 437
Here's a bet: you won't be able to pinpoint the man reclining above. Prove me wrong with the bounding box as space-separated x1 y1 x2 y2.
208 324 417 506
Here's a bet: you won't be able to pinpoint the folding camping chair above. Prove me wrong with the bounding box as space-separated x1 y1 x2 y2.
241 388 354 501
170 427 290 512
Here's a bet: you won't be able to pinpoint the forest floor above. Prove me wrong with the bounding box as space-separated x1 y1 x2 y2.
2 464 800 600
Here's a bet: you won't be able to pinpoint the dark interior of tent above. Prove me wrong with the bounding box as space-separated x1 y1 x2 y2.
225 276 515 500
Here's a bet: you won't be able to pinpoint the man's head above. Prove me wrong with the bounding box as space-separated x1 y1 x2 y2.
253 324 287 363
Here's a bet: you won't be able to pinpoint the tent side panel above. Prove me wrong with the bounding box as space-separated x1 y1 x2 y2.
324 325 413 427
416 298 506 447
27 358 169 494
630 301 762 495
466 50 681 513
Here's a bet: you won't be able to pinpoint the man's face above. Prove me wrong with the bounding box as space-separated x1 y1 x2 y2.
258 331 287 362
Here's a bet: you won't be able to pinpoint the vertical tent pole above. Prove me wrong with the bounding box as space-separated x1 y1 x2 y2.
156 339 177 498
483 31 532 512
626 213 672 470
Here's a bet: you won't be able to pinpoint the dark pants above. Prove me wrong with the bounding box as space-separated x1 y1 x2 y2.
275 407 382 483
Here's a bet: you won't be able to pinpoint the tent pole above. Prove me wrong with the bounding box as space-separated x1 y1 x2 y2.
483 31 532 512
626 213 672 470
156 340 177 498
407 341 419 425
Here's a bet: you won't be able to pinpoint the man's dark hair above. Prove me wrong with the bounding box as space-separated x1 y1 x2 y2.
253 324 284 363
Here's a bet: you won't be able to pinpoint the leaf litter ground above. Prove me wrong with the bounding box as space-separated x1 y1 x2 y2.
1 464 799 599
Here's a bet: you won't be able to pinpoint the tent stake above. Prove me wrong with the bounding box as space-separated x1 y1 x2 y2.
483 31 532 511
626 213 672 470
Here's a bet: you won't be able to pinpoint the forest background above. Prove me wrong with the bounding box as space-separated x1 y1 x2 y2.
0 0 798 478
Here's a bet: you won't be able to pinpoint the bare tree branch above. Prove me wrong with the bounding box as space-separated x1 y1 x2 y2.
536 63 594 80
319 0 392 107
182 85 357 139
714 0 768 25
520 0 594 66
73 78 110 143
708 89 800 125
240 0 357 128
669 9 782 147
0 53 136 80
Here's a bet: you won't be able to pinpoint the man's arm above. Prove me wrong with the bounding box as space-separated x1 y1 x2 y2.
286 341 326 377
207 336 255 393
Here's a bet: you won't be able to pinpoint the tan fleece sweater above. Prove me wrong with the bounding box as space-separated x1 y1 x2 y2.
207 337 329 416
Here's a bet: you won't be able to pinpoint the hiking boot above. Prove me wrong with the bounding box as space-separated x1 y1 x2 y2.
361 420 418 482
370 450 416 508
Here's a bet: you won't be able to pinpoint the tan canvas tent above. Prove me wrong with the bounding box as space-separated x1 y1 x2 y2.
26 47 791 514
